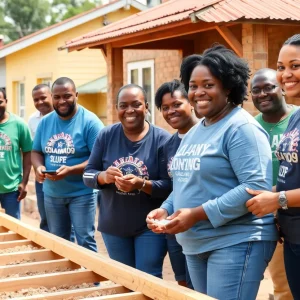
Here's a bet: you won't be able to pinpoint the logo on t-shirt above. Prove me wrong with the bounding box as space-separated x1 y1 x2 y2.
167 157 174 179
45 132 75 165
0 132 12 159
113 156 149 179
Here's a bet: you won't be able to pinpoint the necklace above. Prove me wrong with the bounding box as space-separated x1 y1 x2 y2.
264 105 293 132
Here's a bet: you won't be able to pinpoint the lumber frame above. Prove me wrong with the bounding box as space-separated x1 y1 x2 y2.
0 249 62 265
0 239 35 249
0 258 80 278
0 213 213 300
0 226 8 233
0 232 25 241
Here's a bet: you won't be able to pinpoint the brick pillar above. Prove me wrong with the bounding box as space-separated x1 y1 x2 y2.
106 44 123 125
242 24 268 115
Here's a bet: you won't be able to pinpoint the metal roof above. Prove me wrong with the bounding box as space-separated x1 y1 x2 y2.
62 0 300 51
77 75 107 94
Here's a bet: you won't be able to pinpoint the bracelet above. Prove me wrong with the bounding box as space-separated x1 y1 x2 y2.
138 178 146 194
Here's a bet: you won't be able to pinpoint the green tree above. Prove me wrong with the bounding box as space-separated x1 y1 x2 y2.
50 0 102 24
1 0 50 41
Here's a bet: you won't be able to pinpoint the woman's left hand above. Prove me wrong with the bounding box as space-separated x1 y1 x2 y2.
163 207 201 235
115 174 143 192
246 188 280 217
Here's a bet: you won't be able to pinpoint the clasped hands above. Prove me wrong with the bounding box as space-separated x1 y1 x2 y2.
103 166 143 193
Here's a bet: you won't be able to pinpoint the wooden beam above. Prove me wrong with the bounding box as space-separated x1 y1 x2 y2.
0 269 106 292
0 232 25 242
0 213 214 300
0 226 8 233
84 292 150 300
0 249 62 265
111 21 217 48
14 285 129 300
0 240 35 250
215 25 243 57
0 258 80 278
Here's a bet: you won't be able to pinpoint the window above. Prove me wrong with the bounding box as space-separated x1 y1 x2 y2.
18 82 25 118
41 78 52 87
127 60 155 123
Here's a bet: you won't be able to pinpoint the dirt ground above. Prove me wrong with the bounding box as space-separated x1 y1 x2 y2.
20 212 274 300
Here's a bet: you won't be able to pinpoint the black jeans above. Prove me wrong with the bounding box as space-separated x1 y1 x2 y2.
284 240 300 300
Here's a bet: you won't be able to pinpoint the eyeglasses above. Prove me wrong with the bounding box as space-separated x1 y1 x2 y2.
250 85 278 96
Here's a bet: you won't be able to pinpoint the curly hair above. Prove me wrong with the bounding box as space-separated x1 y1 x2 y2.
155 79 188 110
283 34 300 46
116 84 147 104
180 44 250 105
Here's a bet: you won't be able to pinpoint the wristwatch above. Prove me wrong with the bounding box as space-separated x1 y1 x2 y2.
278 191 288 210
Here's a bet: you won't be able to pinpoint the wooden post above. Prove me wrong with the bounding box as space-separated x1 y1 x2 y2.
106 44 123 125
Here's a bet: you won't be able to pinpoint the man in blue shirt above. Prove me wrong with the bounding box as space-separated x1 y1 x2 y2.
32 77 104 252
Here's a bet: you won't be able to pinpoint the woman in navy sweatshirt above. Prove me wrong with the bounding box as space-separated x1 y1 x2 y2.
83 84 171 278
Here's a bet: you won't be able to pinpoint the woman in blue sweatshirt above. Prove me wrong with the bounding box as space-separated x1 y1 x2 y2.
147 45 278 300
83 84 171 278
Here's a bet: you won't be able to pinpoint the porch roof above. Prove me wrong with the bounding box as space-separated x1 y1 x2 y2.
60 0 300 52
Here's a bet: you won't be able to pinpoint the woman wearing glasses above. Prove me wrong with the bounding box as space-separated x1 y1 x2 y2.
247 34 300 299
147 45 277 300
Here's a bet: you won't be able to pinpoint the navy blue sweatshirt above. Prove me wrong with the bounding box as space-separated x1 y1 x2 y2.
83 122 171 237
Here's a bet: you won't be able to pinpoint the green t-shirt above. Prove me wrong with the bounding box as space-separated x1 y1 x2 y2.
255 106 298 185
0 113 32 193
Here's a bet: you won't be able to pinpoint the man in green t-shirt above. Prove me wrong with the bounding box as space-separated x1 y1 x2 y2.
0 88 32 219
252 68 296 300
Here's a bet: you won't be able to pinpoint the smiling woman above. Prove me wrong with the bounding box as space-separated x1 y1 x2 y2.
146 45 278 300
83 84 172 279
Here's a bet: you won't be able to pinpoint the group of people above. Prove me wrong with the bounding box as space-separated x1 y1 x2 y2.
0 33 299 300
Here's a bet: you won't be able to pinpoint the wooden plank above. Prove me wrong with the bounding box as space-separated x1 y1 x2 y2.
0 213 214 300
85 292 150 300
12 285 129 300
0 226 8 233
0 239 35 250
0 269 106 291
0 258 80 278
215 25 243 57
0 249 62 265
0 232 25 242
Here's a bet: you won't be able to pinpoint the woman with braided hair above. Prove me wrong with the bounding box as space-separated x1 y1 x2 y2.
147 44 277 300
247 34 300 299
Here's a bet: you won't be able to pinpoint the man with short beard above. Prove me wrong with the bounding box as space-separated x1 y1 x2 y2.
251 68 297 300
28 84 53 232
31 77 104 252
0 88 32 219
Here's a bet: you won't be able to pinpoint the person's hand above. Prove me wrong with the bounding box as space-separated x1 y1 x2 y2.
45 165 74 181
146 208 168 233
115 174 143 192
162 208 201 234
102 167 123 184
246 188 280 217
35 166 46 183
17 182 27 201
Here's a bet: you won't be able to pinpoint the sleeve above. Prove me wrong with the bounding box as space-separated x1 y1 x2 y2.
83 129 105 189
160 191 174 215
19 121 32 152
32 120 43 152
87 118 105 152
202 123 273 228
150 134 172 199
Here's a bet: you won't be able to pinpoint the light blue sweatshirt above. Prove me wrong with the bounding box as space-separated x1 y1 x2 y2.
161 107 278 255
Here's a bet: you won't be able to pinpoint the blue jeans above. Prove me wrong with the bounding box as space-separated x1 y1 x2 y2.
186 241 276 300
284 241 300 299
0 191 20 219
44 193 97 252
35 181 49 232
167 235 193 288
102 230 167 278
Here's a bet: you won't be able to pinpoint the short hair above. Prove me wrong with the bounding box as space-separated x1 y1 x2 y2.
180 44 250 105
116 84 147 104
283 34 300 46
32 84 51 93
155 79 188 110
0 88 7 100
52 77 76 92
251 68 277 86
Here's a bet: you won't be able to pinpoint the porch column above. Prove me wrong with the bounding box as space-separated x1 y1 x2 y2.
242 24 268 114
107 43 123 125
